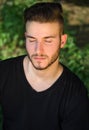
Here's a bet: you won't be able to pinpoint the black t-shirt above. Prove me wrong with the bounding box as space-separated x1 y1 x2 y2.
0 55 89 130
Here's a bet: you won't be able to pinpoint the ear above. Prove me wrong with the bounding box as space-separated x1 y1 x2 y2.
60 34 67 48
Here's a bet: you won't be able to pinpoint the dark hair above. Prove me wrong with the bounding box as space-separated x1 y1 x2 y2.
24 2 64 32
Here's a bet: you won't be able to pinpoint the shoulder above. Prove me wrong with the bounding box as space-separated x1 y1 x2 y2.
0 55 26 75
60 65 89 129
0 55 26 93
0 55 25 64
0 55 25 67
61 64 88 96
61 64 89 110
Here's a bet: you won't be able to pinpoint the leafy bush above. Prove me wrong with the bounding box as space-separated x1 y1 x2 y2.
60 34 89 94
0 2 26 59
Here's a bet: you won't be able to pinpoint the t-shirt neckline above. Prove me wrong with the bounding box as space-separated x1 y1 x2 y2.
20 55 66 96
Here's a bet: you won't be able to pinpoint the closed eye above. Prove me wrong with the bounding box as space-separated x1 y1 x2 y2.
45 38 53 44
29 39 36 42
25 34 36 43
45 40 52 43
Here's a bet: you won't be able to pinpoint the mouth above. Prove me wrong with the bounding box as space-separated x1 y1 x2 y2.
33 56 46 60
31 54 47 62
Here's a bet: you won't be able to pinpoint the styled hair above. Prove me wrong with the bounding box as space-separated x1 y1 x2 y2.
24 2 64 33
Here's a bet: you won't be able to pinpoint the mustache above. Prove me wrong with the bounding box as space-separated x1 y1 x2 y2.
31 54 48 57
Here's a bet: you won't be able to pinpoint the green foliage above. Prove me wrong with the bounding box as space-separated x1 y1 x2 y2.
60 34 89 94
0 2 26 59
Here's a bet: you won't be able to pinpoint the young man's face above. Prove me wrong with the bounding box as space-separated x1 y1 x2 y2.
25 21 67 70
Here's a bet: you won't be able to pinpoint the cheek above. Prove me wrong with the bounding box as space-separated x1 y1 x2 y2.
26 43 34 54
47 45 60 55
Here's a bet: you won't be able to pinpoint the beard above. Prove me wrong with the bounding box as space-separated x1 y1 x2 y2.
26 51 59 70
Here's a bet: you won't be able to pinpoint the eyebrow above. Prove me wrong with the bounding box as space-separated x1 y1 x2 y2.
25 35 35 39
26 35 56 39
44 36 56 39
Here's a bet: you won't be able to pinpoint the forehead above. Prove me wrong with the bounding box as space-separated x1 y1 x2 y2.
26 21 61 36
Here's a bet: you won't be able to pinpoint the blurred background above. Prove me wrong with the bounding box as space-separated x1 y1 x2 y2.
0 0 89 129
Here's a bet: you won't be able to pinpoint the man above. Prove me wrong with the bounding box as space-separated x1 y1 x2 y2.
0 2 89 130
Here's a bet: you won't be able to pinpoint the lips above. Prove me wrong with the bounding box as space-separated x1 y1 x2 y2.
34 56 46 60
31 54 47 61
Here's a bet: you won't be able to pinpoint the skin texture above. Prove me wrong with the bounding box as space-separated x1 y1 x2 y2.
24 21 67 91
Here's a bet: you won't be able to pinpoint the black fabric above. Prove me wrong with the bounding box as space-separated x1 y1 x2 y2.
0 55 89 130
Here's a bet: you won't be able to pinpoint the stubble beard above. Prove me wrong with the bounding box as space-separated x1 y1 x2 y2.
27 52 59 70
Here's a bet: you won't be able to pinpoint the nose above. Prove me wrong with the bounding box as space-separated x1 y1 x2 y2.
35 42 44 54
